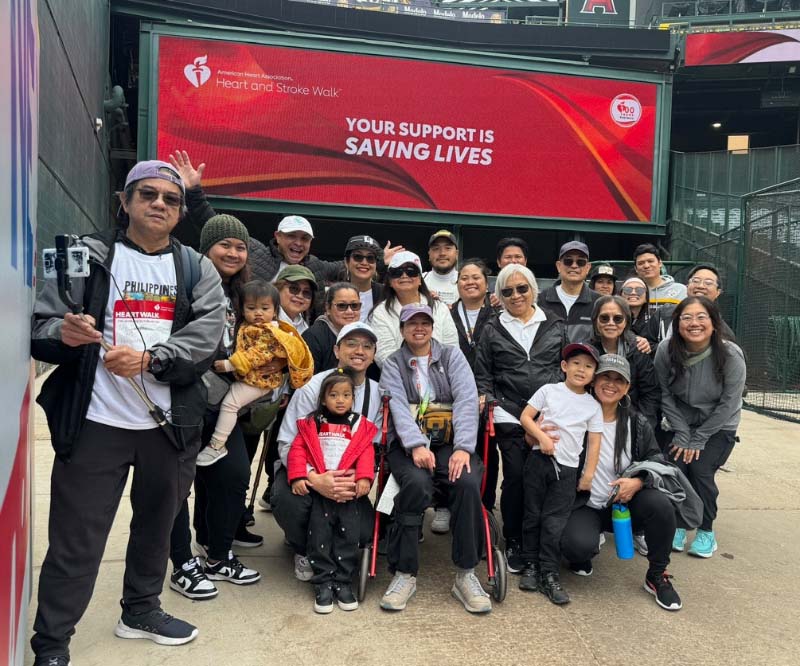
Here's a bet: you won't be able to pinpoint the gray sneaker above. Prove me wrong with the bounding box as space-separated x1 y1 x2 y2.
380 572 417 611
452 570 492 614
294 554 313 582
196 443 228 467
431 508 451 534
634 533 649 557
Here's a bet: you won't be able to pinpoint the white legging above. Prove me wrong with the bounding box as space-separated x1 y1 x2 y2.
212 381 271 445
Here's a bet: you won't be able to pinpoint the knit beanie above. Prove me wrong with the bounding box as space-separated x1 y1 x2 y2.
199 214 250 255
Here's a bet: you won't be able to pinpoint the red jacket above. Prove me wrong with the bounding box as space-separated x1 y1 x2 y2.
287 415 377 484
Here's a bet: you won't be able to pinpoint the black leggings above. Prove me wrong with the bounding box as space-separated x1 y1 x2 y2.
170 415 250 566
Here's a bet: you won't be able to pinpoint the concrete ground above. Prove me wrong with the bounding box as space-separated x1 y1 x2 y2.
26 378 800 666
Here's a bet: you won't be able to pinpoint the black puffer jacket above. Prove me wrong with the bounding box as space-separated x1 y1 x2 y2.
473 309 566 419
538 282 599 343
185 186 343 301
302 316 338 373
589 332 659 427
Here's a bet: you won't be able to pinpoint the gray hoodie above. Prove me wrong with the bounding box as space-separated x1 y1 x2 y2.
648 274 687 314
379 339 479 453
654 340 746 450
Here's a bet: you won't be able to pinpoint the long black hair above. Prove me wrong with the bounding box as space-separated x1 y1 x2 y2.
594 368 632 474
667 296 729 385
373 262 434 319
315 367 357 419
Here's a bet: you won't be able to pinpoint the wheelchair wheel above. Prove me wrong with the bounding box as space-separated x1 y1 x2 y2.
357 547 370 602
491 546 507 602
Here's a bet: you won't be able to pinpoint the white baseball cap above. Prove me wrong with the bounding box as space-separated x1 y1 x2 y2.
388 250 422 270
336 321 378 345
277 215 314 238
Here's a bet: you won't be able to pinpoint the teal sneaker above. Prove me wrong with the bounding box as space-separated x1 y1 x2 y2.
688 530 717 558
672 528 687 552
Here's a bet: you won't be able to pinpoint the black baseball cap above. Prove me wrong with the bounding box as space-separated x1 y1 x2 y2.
345 235 381 255
428 230 457 247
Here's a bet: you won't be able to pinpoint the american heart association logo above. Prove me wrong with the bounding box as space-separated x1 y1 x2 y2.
184 55 211 88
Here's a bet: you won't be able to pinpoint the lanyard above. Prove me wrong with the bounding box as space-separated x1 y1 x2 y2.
410 353 432 419
360 377 371 418
460 301 477 347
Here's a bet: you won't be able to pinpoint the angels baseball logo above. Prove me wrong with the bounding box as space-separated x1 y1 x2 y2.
184 55 211 88
610 94 642 128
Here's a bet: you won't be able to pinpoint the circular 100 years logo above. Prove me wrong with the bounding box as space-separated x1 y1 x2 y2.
610 94 642 128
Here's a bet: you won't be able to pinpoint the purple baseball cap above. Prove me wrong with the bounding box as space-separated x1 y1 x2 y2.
400 303 434 324
124 160 185 196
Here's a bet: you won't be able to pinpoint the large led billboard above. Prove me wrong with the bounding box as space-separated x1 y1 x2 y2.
156 35 660 223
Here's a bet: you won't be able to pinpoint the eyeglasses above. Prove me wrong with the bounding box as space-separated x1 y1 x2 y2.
560 257 588 268
333 302 362 312
286 283 313 299
621 286 646 296
340 339 375 351
679 313 711 323
500 284 530 298
688 277 718 288
350 253 377 265
388 265 421 279
135 187 183 209
598 313 625 325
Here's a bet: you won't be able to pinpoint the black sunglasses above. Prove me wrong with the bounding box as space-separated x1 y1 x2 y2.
287 283 313 299
135 187 183 209
333 302 362 312
500 284 530 298
388 265 420 279
561 257 588 268
350 253 377 265
598 313 625 324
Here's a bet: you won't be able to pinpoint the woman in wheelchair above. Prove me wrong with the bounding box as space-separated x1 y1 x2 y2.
378 303 491 614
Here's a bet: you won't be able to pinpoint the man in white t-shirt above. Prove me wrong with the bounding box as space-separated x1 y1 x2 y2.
517 343 603 605
30 160 226 663
423 229 459 306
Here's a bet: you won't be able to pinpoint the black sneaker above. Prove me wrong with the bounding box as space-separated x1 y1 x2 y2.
232 527 263 549
335 583 359 611
645 571 683 611
518 563 541 592
205 551 261 585
505 539 525 574
568 561 593 577
541 572 570 605
34 657 71 666
114 606 198 645
314 583 334 614
169 557 219 600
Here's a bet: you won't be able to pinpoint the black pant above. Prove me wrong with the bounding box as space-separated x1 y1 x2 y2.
307 493 367 585
521 452 578 574
561 487 676 577
271 465 373 556
170 417 250 566
385 444 484 576
32 421 197 658
495 424 529 543
674 430 735 531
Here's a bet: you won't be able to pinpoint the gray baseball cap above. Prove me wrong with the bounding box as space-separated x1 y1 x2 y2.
595 354 631 383
559 240 590 259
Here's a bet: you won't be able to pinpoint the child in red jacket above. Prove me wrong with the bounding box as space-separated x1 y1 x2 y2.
288 369 377 614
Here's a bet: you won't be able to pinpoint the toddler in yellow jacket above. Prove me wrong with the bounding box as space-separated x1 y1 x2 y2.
197 280 314 467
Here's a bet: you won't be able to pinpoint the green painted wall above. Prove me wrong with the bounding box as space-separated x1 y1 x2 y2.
37 0 111 292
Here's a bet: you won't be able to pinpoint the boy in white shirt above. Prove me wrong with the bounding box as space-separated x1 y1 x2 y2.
518 343 603 605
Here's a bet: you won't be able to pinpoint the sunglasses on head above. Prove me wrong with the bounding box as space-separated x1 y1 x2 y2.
598 313 625 325
561 257 588 268
333 302 362 312
621 286 646 296
135 187 183 209
350 252 377 265
500 284 530 298
287 283 313 299
388 265 420 279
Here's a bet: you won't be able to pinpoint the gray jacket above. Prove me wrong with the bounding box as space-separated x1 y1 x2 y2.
622 460 703 529
654 340 746 450
379 339 479 453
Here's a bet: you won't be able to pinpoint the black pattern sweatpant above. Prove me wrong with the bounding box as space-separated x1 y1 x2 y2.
306 491 364 585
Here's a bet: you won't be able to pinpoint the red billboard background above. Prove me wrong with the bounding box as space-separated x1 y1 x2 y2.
685 30 800 66
157 36 658 222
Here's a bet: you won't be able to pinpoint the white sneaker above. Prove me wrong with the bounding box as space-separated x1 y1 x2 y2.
294 554 313 582
169 557 218 600
452 569 492 614
380 572 417 611
196 443 228 467
634 533 649 557
431 508 451 534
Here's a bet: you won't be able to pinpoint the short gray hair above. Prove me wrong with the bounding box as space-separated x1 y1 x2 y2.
495 264 539 303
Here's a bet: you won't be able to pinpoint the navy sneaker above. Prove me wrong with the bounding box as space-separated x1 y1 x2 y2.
114 606 198 645
33 657 71 666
